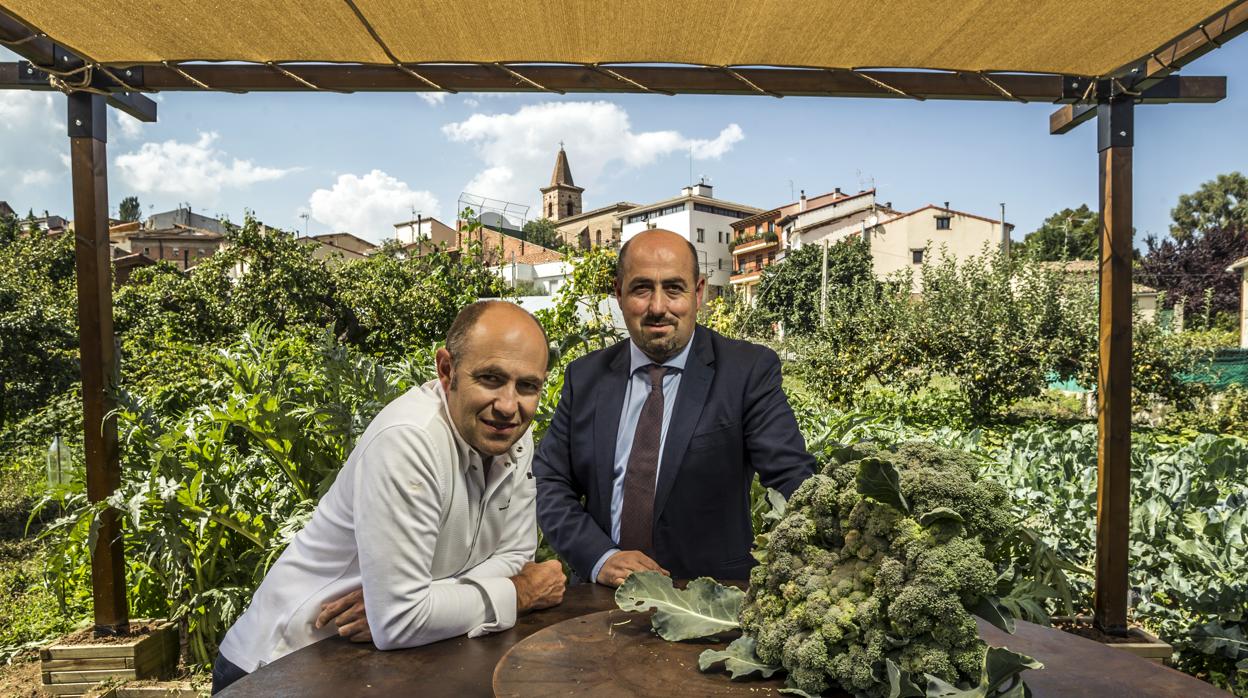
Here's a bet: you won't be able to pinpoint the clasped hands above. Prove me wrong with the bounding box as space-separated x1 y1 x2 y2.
314 560 566 642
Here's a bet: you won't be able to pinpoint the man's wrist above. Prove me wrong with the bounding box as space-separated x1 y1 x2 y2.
510 572 531 612
590 548 620 585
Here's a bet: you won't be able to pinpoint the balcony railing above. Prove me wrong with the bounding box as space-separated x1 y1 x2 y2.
728 229 778 252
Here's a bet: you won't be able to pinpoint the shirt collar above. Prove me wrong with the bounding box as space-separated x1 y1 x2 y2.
628 327 695 376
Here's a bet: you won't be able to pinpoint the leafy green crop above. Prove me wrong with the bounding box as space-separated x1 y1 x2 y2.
617 442 1040 697
614 573 743 641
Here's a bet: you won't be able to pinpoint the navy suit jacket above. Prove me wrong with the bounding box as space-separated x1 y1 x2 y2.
534 325 815 581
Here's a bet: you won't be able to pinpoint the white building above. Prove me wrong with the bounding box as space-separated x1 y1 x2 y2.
495 259 573 296
618 181 762 292
392 216 457 247
785 190 897 251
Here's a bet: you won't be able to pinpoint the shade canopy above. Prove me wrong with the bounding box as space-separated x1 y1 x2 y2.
0 0 1239 78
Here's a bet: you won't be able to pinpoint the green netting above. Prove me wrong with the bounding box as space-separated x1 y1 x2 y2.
1183 349 1248 390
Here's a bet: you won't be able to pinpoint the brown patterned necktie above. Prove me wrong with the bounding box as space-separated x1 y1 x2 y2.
619 364 669 554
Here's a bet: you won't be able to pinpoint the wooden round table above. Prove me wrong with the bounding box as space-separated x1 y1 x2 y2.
220 584 1230 697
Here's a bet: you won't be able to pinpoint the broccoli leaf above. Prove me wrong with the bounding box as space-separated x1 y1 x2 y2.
918 507 965 539
856 457 909 513
763 487 788 522
1189 620 1248 662
883 659 925 697
924 646 1041 697
614 571 743 641
698 636 781 679
972 595 1016 634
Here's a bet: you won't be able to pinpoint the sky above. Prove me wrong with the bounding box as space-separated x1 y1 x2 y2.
2 40 1246 245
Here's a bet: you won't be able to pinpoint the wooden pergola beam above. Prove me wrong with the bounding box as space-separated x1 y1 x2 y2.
0 61 1077 100
1049 75 1226 134
1125 0 1248 82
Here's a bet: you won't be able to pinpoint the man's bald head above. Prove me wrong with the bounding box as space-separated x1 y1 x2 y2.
615 229 700 289
445 300 549 366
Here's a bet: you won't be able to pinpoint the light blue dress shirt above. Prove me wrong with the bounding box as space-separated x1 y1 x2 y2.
589 333 694 583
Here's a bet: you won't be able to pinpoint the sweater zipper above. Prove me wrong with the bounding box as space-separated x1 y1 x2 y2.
457 462 510 575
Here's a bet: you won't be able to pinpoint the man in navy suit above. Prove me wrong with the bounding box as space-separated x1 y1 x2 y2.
534 229 815 586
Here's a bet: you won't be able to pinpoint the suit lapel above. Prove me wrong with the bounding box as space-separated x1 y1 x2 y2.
653 327 715 524
593 343 630 517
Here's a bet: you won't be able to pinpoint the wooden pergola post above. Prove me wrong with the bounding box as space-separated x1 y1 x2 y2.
1093 97 1134 635
68 91 129 634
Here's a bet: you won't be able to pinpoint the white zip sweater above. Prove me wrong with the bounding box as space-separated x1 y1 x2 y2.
219 380 537 672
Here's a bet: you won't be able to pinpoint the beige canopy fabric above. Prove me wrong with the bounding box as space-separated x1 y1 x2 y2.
0 0 1236 78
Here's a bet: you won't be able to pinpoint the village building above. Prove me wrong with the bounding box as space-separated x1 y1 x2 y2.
619 180 761 294
730 188 886 302
145 205 228 235
110 222 226 270
392 216 458 248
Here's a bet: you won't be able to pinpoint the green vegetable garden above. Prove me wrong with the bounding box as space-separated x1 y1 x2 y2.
2 195 1247 696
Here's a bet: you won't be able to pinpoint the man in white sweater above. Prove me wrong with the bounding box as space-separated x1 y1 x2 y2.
212 301 565 694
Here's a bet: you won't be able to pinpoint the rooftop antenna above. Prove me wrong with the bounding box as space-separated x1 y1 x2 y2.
789 179 795 201
688 146 693 186
299 212 310 237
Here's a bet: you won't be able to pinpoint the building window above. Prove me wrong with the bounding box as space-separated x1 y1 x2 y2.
566 201 574 217
547 202 553 218
693 203 748 219
936 216 951 230
143 247 149 255
595 230 602 246
717 231 722 243
696 228 705 243
718 258 723 270
911 249 924 264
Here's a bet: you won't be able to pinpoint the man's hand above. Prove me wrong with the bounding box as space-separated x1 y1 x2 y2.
315 588 372 643
511 560 566 612
596 550 669 588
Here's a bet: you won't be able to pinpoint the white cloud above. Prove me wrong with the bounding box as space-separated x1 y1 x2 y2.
112 110 145 140
308 170 441 242
441 101 743 205
20 170 53 186
418 92 447 106
0 91 68 193
113 132 294 202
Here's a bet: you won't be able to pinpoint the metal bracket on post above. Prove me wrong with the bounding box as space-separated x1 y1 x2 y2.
68 91 107 141
1097 97 1134 152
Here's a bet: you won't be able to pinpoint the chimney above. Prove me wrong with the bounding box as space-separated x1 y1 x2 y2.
681 185 693 197
943 201 950 211
885 202 892 209
834 187 842 196
799 190 807 212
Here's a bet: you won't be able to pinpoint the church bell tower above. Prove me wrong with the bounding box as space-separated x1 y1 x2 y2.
540 144 584 221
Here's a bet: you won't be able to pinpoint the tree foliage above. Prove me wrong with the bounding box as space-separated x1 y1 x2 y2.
1138 226 1248 330
1019 204 1100 261
755 237 874 336
521 217 562 251
118 196 142 223
1170 172 1248 241
0 215 79 426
